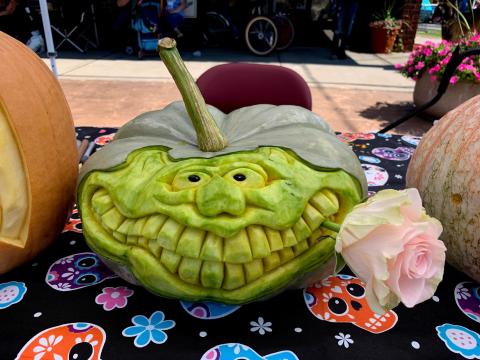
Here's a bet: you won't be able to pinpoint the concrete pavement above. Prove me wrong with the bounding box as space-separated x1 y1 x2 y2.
42 38 436 135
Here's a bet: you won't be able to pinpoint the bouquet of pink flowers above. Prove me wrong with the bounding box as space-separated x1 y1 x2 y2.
395 32 480 84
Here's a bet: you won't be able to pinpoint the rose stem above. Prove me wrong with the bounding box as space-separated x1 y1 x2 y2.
158 37 227 152
321 220 340 233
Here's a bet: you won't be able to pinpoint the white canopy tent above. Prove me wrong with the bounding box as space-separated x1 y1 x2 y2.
38 0 58 76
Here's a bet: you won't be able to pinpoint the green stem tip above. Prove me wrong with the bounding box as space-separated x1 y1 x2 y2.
321 220 341 233
158 37 227 152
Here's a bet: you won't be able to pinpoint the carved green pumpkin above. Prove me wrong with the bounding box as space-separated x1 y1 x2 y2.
77 39 367 304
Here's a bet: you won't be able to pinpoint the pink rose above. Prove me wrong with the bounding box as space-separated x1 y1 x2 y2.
335 189 446 314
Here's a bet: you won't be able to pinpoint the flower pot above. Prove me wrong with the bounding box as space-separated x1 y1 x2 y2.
413 75 480 118
369 25 400 54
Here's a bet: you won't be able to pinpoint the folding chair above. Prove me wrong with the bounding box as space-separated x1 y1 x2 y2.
49 0 100 53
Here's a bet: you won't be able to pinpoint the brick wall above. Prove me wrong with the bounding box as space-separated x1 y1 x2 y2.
401 0 422 51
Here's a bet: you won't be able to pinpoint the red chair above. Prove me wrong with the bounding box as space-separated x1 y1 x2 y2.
196 62 312 113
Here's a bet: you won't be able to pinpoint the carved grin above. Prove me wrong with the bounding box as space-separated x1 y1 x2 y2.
89 187 341 291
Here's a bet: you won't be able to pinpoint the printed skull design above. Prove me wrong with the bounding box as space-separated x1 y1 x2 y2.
304 274 398 334
455 282 480 323
16 322 106 360
201 343 299 360
63 207 83 233
180 300 240 319
361 164 389 187
336 133 375 143
46 252 116 291
372 147 414 161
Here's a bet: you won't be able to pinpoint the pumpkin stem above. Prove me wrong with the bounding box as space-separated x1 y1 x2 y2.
158 37 227 152
321 220 340 233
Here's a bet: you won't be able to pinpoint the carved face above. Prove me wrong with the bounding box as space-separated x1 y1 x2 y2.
78 146 362 303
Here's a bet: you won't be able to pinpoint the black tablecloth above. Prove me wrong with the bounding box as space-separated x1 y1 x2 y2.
1 128 479 360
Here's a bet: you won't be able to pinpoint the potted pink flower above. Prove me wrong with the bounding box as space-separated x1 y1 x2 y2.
396 32 480 118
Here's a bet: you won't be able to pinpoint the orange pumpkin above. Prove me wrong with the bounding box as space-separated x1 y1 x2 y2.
0 32 78 274
406 95 480 281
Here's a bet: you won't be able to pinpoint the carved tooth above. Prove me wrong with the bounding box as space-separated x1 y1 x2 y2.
263 252 281 272
303 204 325 230
244 259 264 283
176 227 206 258
112 231 127 243
247 225 271 259
223 263 245 290
278 248 295 263
224 229 253 264
138 236 149 248
308 229 324 247
148 238 163 257
157 218 185 251
200 233 223 261
160 249 182 273
101 208 125 230
293 240 308 256
293 218 312 243
117 219 136 235
178 257 202 285
143 214 168 239
265 228 284 251
310 189 339 217
92 189 114 215
131 218 147 236
201 261 224 289
281 228 298 247
127 235 138 245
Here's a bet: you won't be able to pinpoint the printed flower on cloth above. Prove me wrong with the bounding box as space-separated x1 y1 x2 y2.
250 317 272 335
122 311 175 348
95 286 133 311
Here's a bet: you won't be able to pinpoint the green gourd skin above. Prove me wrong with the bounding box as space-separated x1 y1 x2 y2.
78 146 362 303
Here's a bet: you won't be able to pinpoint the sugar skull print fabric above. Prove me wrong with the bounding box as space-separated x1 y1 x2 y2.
436 324 480 359
201 343 299 360
0 281 26 309
304 274 398 333
46 252 116 291
180 300 241 319
0 128 473 360
455 282 480 323
16 322 106 360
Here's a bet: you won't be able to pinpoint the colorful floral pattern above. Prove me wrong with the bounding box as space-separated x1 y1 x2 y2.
95 286 134 311
122 311 175 348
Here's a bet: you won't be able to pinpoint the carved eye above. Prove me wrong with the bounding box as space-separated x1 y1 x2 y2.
188 175 201 182
328 297 348 315
224 168 265 188
346 283 365 298
233 173 246 181
69 342 94 360
173 172 211 190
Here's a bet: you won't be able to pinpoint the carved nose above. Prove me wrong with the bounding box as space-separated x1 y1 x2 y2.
351 300 362 311
196 175 246 217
